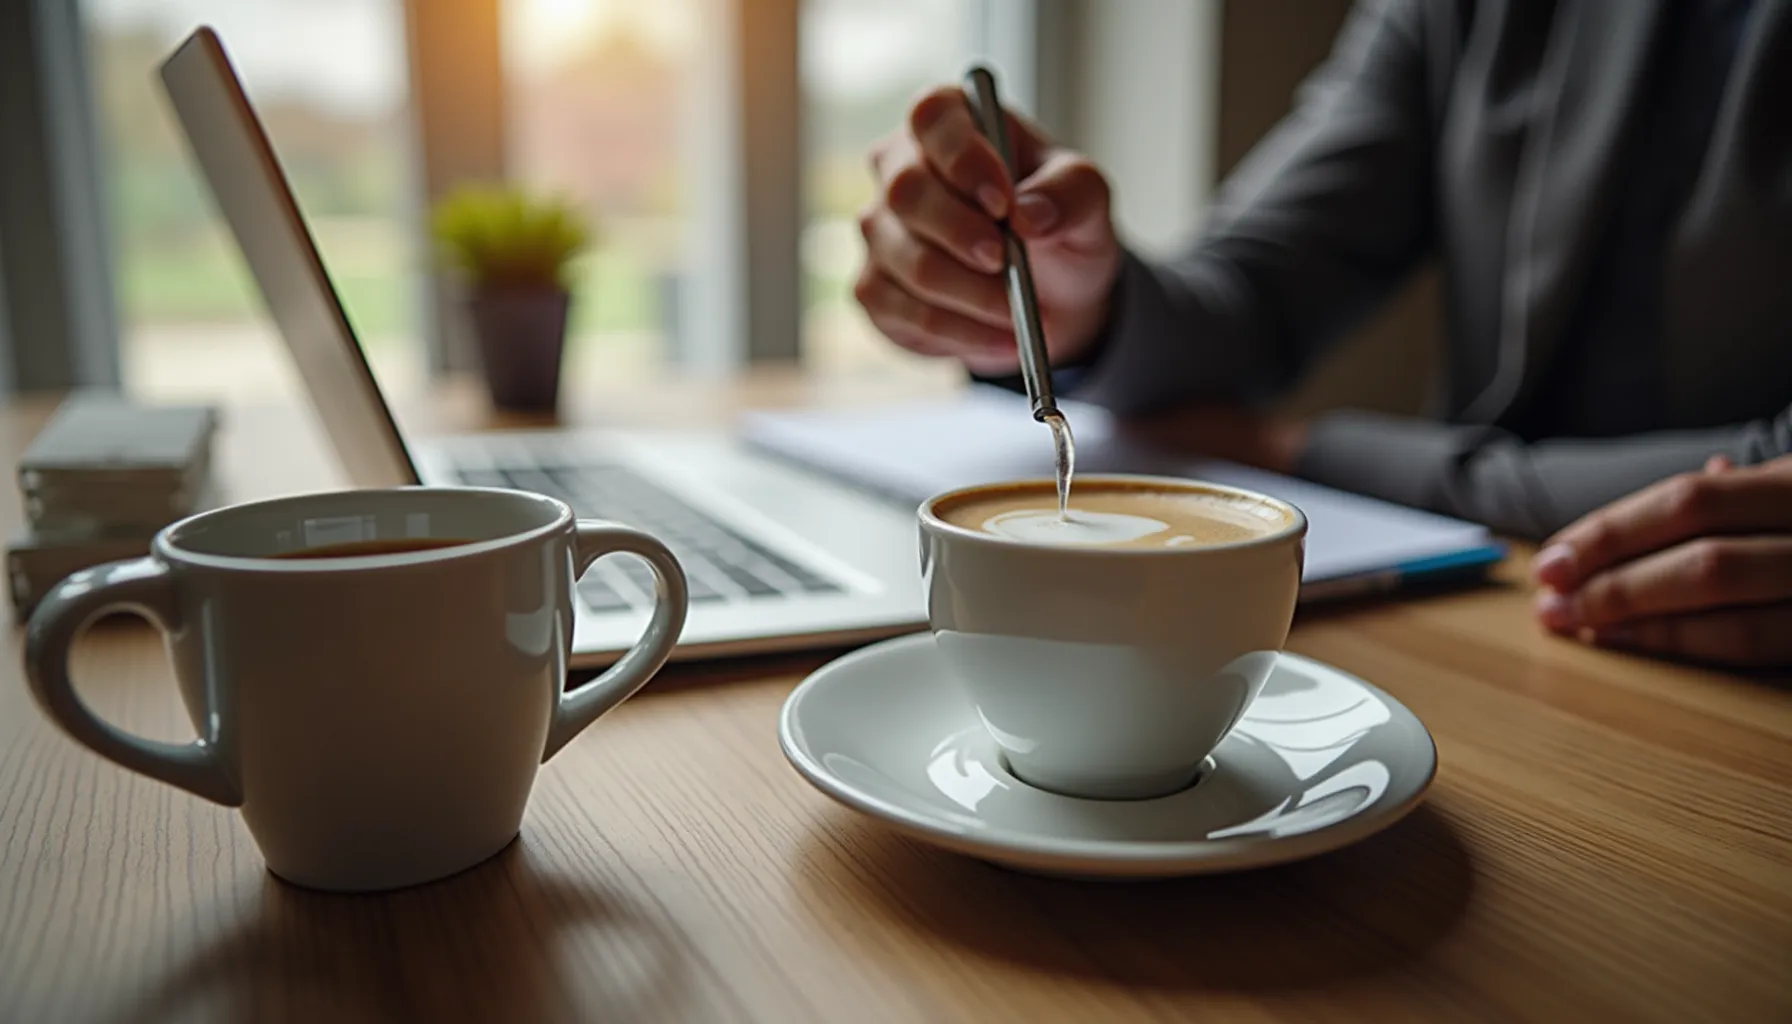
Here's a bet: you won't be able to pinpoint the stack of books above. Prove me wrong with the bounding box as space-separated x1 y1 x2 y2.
8 391 219 619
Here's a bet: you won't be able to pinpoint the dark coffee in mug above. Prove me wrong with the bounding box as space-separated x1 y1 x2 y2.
273 538 472 559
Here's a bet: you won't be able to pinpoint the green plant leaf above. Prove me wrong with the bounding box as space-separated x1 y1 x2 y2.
430 183 594 289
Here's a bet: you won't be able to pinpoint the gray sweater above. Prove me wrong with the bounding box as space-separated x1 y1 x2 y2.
1069 0 1791 539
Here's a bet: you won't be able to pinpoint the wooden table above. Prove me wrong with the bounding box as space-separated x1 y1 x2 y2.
1 372 1788 1023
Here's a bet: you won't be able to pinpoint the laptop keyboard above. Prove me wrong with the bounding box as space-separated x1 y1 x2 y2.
450 462 844 613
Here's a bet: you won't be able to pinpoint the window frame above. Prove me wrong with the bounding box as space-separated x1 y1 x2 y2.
0 0 122 393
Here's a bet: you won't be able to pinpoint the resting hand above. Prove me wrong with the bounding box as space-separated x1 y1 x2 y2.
1118 405 1309 476
1533 455 1792 668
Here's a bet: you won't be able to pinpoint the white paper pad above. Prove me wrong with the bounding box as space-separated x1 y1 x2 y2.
740 388 1500 587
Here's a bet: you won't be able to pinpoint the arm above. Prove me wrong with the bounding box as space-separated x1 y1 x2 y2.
1076 0 1438 415
1298 404 1792 539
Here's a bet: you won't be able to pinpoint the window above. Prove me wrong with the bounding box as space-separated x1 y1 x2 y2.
801 0 976 374
503 0 698 385
35 0 1036 401
84 0 420 404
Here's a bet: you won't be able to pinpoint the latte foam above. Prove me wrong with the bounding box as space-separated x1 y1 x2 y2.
936 479 1287 550
981 509 1171 546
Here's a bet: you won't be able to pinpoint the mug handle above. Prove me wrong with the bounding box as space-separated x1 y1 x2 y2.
541 522 689 761
24 557 242 806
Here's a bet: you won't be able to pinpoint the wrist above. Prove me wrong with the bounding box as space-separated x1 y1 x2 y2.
1049 256 1123 370
1268 418 1310 476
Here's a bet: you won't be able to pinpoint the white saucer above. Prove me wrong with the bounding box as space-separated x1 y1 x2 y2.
778 633 1437 878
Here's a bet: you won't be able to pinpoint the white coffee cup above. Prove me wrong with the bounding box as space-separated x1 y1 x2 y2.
24 487 688 892
920 474 1306 800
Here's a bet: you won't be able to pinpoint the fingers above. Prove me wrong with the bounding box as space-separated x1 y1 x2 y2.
859 82 1112 375
852 264 1014 362
1591 602 1792 669
908 87 1016 217
1535 464 1792 591
1537 536 1792 631
901 90 1115 252
874 136 1007 274
861 122 1016 358
859 208 1009 328
1010 150 1115 252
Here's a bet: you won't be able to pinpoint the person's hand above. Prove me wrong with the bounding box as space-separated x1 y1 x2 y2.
1118 405 1309 475
858 86 1123 376
1533 454 1792 668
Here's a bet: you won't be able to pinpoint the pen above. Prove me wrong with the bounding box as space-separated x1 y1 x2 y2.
963 65 1058 424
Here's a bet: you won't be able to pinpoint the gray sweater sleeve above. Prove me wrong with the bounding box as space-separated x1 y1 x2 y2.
1075 0 1436 416
1297 406 1792 539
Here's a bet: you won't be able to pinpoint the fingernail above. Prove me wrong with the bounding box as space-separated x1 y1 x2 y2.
971 239 1004 272
1535 589 1578 631
1015 192 1058 232
1534 544 1576 585
976 184 1006 218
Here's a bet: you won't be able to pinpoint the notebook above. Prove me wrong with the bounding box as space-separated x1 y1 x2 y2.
740 388 1505 602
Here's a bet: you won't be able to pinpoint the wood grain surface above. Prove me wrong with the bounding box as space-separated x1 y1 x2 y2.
1 372 1788 1023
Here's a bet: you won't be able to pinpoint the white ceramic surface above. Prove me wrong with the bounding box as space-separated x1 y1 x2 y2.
921 476 1307 799
24 487 688 892
779 633 1436 878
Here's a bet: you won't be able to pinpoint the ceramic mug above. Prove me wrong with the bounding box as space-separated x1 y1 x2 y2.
24 487 688 892
919 475 1306 800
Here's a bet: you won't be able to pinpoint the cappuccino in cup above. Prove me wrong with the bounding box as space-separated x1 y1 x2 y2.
936 478 1290 550
921 475 1306 800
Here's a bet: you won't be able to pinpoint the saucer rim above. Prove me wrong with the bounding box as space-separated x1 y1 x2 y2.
777 632 1438 876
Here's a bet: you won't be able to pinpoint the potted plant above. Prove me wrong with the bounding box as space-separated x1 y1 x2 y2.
431 185 591 413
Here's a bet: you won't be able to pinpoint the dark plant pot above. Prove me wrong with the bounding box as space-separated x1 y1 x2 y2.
466 285 570 413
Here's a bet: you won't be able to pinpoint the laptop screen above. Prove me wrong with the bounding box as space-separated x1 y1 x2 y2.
157 27 420 489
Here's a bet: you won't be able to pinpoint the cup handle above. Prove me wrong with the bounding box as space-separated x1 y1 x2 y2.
23 557 241 806
542 522 689 761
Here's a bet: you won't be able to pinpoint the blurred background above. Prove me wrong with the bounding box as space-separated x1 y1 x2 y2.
1 0 1430 416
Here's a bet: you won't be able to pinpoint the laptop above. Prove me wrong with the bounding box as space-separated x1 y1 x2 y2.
158 27 927 667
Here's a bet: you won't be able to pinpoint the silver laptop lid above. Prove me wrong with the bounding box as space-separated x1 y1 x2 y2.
157 27 418 489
